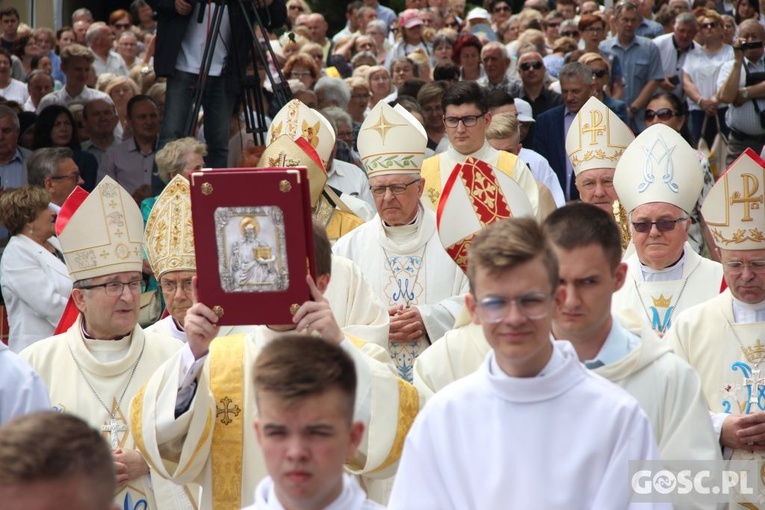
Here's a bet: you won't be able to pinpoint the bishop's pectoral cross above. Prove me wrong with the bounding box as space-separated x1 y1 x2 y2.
745 369 765 409
102 418 128 449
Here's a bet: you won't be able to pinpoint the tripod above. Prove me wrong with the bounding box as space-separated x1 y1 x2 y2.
183 0 292 147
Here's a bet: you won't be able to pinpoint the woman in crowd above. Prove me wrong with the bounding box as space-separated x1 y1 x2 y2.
55 27 75 57
0 186 71 353
683 10 732 148
346 77 370 123
734 0 760 25
579 52 628 124
131 0 156 34
367 65 395 106
390 56 418 90
299 42 325 76
0 48 28 105
284 54 319 90
13 33 40 78
286 0 311 30
452 33 483 81
644 92 716 258
32 28 61 85
106 76 139 139
33 105 98 191
117 31 141 70
109 9 133 37
579 13 623 99
721 14 737 44
432 34 455 67
388 10 431 66
365 20 390 65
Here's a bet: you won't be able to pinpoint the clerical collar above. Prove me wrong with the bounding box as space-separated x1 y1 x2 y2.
732 295 765 324
489 339 564 377
80 317 131 341
382 205 422 240
639 247 686 282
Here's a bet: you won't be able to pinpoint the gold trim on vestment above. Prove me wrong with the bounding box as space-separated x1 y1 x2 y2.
369 377 419 474
130 384 162 475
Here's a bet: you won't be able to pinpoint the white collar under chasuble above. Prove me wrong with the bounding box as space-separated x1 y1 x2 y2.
444 140 497 165
639 246 687 282
486 340 575 390
378 204 433 254
732 297 765 324
70 315 144 376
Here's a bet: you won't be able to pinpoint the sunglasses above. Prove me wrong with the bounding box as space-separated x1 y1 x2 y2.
584 26 605 32
645 108 679 121
631 217 686 233
561 31 579 37
701 22 719 29
591 69 608 78
520 61 543 71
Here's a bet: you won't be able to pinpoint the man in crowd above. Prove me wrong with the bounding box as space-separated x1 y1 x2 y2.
612 124 723 337
27 147 84 210
510 51 562 120
36 44 111 113
600 1 663 132
389 218 662 508
0 105 30 244
23 70 54 113
98 95 160 201
477 42 514 94
653 13 699 98
86 22 128 77
0 8 19 52
81 98 119 166
306 14 333 62
363 0 397 27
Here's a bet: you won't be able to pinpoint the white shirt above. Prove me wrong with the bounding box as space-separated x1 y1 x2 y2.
242 474 385 510
519 147 565 206
36 86 111 114
0 78 28 105
328 159 375 209
91 49 129 77
683 45 734 111
176 3 231 76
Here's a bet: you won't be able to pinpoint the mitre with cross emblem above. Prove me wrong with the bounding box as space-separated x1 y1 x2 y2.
357 101 427 178
267 98 336 168
58 176 143 282
702 148 765 250
566 96 634 176
613 123 703 215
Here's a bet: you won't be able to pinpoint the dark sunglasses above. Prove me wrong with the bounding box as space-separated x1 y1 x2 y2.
645 108 680 121
520 61 543 71
561 30 579 37
632 218 686 233
591 69 608 78
701 22 719 29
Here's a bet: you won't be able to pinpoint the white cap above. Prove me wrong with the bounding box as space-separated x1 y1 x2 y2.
358 101 427 178
466 7 491 22
514 98 534 123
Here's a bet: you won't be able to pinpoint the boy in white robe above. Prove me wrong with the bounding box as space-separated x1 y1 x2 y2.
389 217 663 509
241 334 384 510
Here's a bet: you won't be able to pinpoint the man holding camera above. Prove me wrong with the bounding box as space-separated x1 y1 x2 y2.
717 19 765 164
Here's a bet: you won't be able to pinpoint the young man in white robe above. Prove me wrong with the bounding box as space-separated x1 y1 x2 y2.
242 334 384 510
19 177 192 510
419 81 542 219
143 175 389 349
611 124 723 337
130 221 420 509
389 217 663 509
333 101 469 382
666 149 765 505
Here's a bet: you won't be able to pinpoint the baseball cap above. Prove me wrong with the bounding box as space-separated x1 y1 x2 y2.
514 98 535 123
399 9 424 29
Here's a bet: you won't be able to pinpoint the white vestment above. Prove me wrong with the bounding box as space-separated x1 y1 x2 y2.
0 342 50 425
612 243 723 336
19 316 190 510
390 341 664 509
242 474 385 510
130 328 420 510
333 206 469 381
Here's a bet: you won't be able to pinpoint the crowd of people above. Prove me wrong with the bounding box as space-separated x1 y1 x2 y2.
0 0 765 509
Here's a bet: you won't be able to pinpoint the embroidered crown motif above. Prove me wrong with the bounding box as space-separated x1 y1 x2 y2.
744 339 765 366
651 294 672 308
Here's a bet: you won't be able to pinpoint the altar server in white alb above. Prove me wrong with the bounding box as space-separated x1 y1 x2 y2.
666 149 765 504
19 177 190 510
243 335 385 510
611 124 723 337
333 101 469 382
389 218 663 510
131 220 419 509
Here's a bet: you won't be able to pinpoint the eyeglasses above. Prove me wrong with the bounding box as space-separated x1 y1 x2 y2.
474 291 551 322
50 172 81 182
584 26 605 32
369 178 420 196
631 217 686 233
591 69 608 78
561 30 579 37
289 4 304 11
114 23 130 29
723 260 765 274
519 61 543 71
494 5 511 12
290 70 312 78
443 112 486 127
701 22 719 29
645 108 679 121
160 279 194 294
78 279 145 296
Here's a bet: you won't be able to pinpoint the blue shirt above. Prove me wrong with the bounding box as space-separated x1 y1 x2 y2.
583 316 641 369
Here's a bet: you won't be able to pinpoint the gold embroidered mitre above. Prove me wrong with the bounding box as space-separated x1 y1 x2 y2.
358 101 426 178
702 148 765 250
258 134 328 208
566 96 634 176
58 176 143 282
436 157 534 273
144 174 195 279
268 99 336 168
613 124 703 215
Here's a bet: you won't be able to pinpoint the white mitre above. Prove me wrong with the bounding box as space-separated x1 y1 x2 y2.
702 148 765 251
145 174 195 280
58 176 143 281
437 156 534 272
357 101 427 178
566 96 634 176
613 123 703 215
267 99 336 167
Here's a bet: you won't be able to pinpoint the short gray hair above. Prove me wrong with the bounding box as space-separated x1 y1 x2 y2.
85 22 109 47
155 137 207 184
481 41 508 60
674 12 698 27
28 147 75 187
321 106 353 132
0 105 19 131
314 76 351 109
366 19 388 36
559 62 593 86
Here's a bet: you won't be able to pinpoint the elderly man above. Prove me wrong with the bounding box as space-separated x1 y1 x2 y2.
0 105 30 243
612 124 723 337
600 1 663 132
98 95 159 201
653 13 699 98
477 42 513 94
86 22 128 77
27 147 84 210
666 150 765 506
421 81 541 219
36 44 111 113
334 101 469 381
534 62 597 201
81 98 119 165
510 50 562 119
23 70 54 113
20 177 190 510
306 13 333 62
